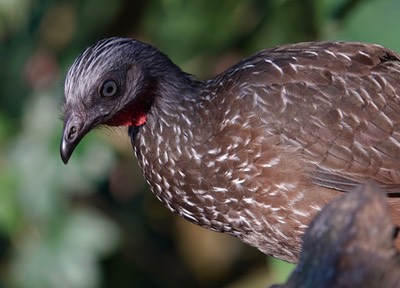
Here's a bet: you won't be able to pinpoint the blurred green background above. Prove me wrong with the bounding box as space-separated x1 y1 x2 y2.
1 0 400 287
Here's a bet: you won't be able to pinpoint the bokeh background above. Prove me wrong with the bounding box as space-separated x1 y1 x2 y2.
1 0 400 287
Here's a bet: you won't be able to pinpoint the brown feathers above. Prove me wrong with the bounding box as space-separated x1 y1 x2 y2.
63 38 400 263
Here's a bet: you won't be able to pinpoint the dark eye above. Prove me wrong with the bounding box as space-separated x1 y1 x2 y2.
100 79 118 97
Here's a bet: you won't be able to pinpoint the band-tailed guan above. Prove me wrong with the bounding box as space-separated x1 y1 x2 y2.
60 37 400 263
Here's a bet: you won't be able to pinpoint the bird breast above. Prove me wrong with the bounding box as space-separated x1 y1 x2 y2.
130 41 400 261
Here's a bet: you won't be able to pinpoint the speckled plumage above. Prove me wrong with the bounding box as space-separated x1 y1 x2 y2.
61 37 400 263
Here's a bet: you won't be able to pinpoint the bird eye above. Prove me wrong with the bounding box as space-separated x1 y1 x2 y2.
100 80 118 97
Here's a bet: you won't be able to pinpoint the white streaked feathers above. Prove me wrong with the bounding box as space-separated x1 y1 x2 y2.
87 40 400 262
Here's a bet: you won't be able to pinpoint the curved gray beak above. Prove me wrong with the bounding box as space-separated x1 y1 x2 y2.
60 114 91 164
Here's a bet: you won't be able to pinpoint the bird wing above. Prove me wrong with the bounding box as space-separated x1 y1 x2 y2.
219 42 400 194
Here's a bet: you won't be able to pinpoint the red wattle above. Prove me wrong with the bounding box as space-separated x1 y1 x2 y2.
134 114 147 126
105 105 147 127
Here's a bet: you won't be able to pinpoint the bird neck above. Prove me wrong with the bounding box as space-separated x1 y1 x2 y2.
125 54 204 142
138 45 202 111
154 73 201 114
107 55 201 128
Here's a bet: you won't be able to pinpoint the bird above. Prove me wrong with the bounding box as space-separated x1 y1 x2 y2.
60 37 400 263
274 183 400 288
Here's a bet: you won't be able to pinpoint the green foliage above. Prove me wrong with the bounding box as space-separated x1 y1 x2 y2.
337 0 400 50
3 90 118 287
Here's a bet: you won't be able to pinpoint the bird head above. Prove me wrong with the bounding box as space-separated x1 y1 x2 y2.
60 37 157 164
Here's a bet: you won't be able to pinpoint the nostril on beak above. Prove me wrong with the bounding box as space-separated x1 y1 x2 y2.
61 118 86 164
67 125 77 141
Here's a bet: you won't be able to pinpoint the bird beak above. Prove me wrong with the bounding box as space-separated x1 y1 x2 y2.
60 114 91 164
